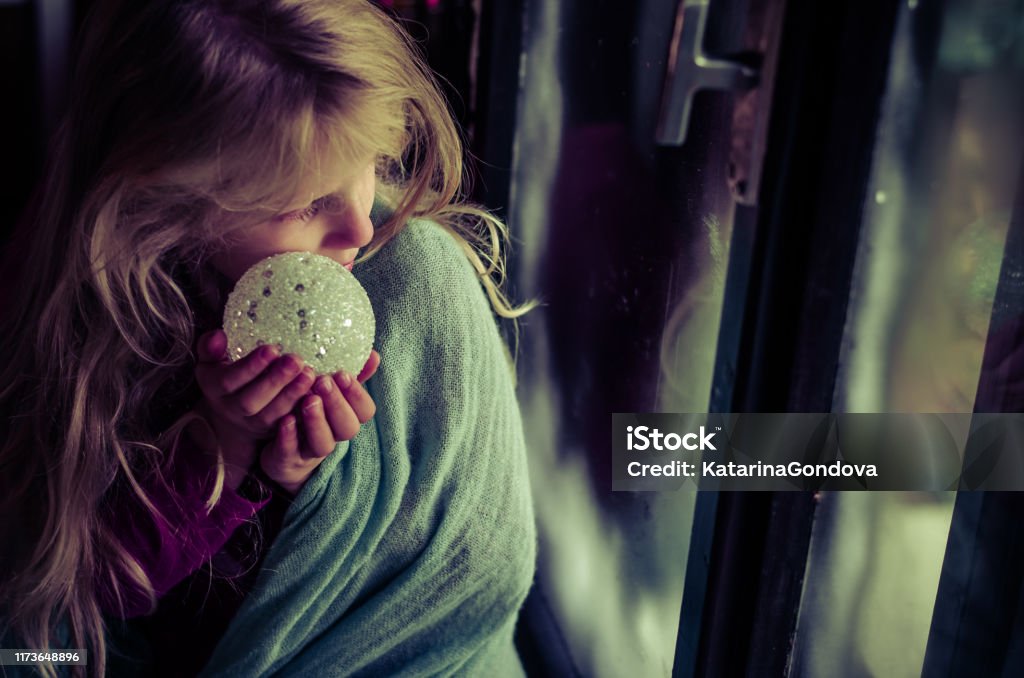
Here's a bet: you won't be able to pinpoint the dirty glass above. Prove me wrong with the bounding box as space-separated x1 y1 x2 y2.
793 1 1024 676
509 0 743 674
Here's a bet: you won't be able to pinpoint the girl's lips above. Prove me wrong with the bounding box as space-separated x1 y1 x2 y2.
343 261 354 271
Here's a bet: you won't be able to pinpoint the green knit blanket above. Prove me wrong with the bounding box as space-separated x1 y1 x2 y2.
196 215 537 676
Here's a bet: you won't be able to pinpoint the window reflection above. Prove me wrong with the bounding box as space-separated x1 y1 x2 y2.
795 1 1024 676
886 70 1021 413
509 0 740 673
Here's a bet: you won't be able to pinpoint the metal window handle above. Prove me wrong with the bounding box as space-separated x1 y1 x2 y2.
656 0 760 146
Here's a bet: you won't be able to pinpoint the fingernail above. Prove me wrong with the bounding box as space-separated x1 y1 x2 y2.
315 375 333 395
284 354 305 371
302 366 316 382
261 344 280 360
303 395 321 411
338 371 353 389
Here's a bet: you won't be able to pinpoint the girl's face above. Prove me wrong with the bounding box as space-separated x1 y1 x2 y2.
210 156 377 282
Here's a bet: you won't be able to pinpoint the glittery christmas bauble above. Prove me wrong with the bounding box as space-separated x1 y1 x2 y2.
223 252 375 377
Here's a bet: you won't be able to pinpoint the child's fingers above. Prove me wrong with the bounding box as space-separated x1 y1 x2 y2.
197 330 228 363
265 415 299 469
299 395 338 458
334 373 376 424
250 367 316 428
229 354 305 416
197 344 279 398
357 350 381 384
313 375 362 441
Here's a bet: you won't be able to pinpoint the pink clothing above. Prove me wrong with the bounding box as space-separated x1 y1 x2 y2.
97 446 272 620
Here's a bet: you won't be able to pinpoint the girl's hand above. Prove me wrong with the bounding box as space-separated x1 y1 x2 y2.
193 330 317 486
260 350 380 496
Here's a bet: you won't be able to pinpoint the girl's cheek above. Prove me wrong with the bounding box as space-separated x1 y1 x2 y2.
361 169 376 214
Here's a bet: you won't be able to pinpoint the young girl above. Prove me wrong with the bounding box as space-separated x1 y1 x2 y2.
0 1 539 676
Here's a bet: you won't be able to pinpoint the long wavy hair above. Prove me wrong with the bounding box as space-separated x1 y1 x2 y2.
0 1 538 675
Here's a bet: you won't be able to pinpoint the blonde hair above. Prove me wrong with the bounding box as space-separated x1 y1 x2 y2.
0 1 538 676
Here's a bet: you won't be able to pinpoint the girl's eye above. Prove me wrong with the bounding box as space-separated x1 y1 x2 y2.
296 203 320 222
281 199 322 223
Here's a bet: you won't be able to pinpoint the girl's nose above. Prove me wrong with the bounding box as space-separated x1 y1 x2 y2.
320 205 374 251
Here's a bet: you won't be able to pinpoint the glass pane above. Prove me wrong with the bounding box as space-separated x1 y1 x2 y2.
794 1 1024 676
838 2 1024 414
794 492 957 677
508 0 743 674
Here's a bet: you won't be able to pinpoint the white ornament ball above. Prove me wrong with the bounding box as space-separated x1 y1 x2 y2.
223 252 375 377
